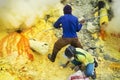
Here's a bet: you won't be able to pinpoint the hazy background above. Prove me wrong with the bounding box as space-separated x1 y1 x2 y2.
0 0 61 30
107 0 120 33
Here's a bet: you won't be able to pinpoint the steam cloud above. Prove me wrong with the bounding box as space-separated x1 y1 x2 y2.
0 0 61 30
107 0 120 33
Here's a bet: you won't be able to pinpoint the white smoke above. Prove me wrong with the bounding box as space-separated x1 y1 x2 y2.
106 0 120 52
107 0 120 33
0 0 61 30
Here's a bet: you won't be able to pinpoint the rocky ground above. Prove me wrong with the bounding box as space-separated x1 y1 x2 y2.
60 0 120 80
0 0 120 80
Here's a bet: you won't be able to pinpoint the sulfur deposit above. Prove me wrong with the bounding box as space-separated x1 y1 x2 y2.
0 0 120 80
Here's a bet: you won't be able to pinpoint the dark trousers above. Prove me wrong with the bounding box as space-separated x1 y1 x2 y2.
51 37 83 61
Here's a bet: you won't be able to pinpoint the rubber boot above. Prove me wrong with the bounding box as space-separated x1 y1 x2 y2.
91 69 96 79
48 53 56 62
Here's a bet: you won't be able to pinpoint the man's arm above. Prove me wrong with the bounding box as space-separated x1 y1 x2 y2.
54 17 62 28
61 60 70 68
76 19 85 32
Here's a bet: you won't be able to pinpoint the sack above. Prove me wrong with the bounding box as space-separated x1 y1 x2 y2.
68 70 89 80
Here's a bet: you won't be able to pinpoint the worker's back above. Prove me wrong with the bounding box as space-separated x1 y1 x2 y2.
75 48 94 66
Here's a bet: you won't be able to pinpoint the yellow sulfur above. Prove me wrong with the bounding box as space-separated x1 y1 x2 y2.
99 8 109 26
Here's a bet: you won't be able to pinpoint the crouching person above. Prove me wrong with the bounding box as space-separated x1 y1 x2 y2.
62 46 97 79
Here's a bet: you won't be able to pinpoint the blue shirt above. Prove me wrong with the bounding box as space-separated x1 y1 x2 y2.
54 14 82 38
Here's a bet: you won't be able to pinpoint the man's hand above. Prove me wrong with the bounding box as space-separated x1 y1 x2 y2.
60 64 67 68
73 66 80 71
80 64 85 71
80 19 85 24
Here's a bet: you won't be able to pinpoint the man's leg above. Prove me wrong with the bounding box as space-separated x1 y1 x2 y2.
71 38 83 48
85 63 95 77
48 38 70 62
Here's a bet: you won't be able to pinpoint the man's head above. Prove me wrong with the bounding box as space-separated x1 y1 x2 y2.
98 1 105 10
65 46 75 59
63 5 72 14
